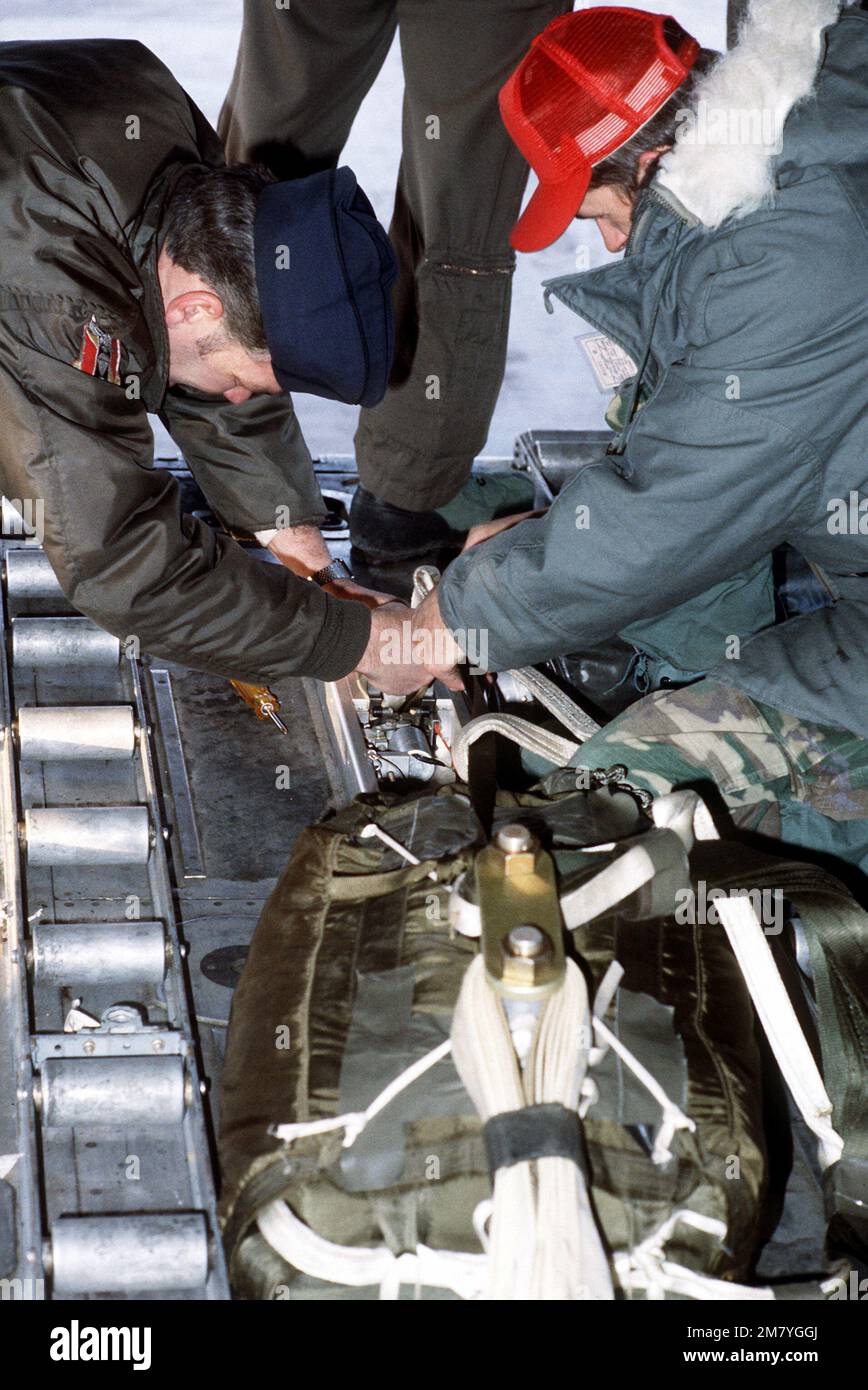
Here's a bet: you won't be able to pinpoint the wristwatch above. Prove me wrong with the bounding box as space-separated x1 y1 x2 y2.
310 558 353 587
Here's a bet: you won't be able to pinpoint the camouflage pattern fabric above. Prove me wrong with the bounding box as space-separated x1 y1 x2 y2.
567 678 868 878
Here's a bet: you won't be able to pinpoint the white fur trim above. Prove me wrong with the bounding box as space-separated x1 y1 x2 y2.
658 0 845 228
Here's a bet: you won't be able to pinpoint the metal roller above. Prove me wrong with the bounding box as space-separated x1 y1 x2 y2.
39 1056 186 1127
32 920 167 985
12 617 120 668
5 548 60 596
4 548 66 601
24 806 150 866
16 705 136 760
49 1213 209 1294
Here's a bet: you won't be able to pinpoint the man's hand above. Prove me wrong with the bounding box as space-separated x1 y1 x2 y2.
355 603 437 694
462 508 546 551
408 588 465 690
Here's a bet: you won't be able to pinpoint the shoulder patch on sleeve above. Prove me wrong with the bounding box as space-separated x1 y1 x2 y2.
72 314 125 385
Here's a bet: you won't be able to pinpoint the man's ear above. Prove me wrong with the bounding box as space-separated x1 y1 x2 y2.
636 144 673 185
164 289 225 329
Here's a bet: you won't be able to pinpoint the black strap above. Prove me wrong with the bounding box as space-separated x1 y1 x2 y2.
464 670 497 836
483 1103 588 1176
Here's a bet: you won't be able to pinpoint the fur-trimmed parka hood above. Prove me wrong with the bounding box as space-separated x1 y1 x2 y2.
658 0 863 227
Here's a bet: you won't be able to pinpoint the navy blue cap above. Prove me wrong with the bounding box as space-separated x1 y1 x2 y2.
254 167 397 407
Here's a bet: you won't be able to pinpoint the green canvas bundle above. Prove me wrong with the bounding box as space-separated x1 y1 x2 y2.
217 781 866 1300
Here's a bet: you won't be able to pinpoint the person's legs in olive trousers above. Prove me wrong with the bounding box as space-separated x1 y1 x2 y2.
219 0 571 511
220 1 398 176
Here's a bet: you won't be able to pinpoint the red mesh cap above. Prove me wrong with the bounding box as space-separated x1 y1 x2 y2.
501 7 699 252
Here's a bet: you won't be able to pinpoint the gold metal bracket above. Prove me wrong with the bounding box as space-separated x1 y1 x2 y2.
475 823 565 999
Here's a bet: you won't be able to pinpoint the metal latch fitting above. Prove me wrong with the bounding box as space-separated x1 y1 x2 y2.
475 823 565 999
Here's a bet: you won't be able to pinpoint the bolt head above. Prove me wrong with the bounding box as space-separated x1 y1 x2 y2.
495 824 533 855
505 924 549 959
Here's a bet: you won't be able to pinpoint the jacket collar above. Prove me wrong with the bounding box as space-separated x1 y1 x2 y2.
541 189 692 370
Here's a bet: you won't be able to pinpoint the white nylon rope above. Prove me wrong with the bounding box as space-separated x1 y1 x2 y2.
613 1211 775 1302
451 956 614 1301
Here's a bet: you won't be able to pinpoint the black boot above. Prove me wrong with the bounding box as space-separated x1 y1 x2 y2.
349 485 464 563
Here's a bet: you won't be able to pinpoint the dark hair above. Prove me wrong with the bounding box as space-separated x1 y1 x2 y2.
161 163 276 352
588 20 720 200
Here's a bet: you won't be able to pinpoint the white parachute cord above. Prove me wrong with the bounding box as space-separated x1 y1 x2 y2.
451 955 614 1300
525 962 615 1300
612 1210 775 1302
271 1038 452 1148
451 956 536 1299
590 1016 695 1165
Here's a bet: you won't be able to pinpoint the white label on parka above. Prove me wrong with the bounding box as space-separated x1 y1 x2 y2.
577 333 637 393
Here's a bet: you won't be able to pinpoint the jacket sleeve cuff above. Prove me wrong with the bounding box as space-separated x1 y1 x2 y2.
303 592 372 681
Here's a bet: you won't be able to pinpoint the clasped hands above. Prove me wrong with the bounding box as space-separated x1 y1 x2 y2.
351 509 542 694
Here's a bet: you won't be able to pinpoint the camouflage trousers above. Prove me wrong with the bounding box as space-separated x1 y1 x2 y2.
568 678 868 881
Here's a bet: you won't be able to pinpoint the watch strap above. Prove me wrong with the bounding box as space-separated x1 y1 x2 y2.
310 558 353 587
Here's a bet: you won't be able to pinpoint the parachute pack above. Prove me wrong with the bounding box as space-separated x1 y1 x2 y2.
217 772 867 1301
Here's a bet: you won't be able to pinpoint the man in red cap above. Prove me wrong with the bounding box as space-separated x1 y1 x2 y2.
408 1 868 892
500 5 704 255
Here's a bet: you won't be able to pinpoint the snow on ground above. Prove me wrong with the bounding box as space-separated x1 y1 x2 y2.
0 0 726 462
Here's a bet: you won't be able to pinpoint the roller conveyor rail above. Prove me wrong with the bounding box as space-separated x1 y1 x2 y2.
0 534 228 1300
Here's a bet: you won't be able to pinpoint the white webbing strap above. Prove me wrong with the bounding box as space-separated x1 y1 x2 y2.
560 841 661 930
509 666 601 742
450 664 603 780
688 798 843 1170
452 713 579 783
